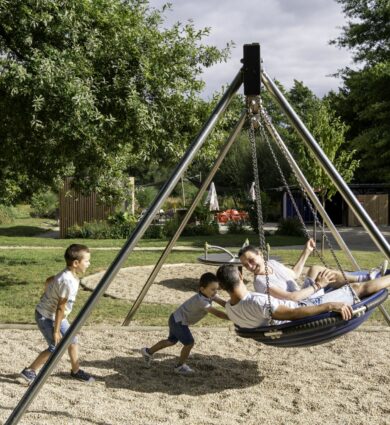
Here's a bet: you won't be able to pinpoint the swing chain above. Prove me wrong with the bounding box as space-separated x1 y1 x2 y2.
258 109 360 303
257 118 329 269
247 98 274 323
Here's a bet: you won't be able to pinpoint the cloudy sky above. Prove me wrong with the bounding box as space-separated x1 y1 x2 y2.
149 0 353 99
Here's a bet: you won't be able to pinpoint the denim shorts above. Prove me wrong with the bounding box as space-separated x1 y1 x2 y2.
299 285 354 307
167 314 194 346
35 310 78 353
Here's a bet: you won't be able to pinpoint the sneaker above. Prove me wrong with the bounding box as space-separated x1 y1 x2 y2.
369 260 389 280
141 347 153 367
20 368 36 384
70 369 95 383
174 364 194 375
380 260 388 276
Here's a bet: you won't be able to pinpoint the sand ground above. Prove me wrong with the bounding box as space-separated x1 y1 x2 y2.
1 263 390 425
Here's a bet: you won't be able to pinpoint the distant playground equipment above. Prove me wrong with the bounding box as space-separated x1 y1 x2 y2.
7 43 390 425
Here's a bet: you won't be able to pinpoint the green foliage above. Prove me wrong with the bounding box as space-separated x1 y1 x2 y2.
0 0 231 204
275 217 305 237
287 82 359 201
0 205 16 225
227 220 247 235
30 190 58 218
136 186 159 209
245 193 271 234
328 0 390 183
67 221 113 239
180 221 219 237
190 202 215 225
143 224 165 239
331 0 390 65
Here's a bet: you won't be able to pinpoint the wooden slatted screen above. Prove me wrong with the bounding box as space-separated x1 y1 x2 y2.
348 194 389 226
59 178 116 238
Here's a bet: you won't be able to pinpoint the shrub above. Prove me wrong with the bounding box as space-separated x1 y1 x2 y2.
67 221 112 239
136 186 158 209
275 217 305 237
182 221 219 236
30 191 58 218
163 217 180 238
227 220 247 234
245 192 270 233
107 211 137 238
0 204 16 225
143 224 165 239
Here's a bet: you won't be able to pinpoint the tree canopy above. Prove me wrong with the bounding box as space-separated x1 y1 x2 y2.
328 0 390 183
0 0 231 204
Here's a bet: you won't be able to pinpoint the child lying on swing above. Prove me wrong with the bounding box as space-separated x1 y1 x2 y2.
216 264 390 329
239 239 387 302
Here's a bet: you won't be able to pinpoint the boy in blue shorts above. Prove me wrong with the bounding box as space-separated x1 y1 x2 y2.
141 272 228 375
20 244 94 384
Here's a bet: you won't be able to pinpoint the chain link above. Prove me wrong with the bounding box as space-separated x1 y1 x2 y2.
258 108 360 303
247 98 274 323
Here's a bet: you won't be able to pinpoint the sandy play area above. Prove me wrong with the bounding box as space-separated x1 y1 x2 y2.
1 264 390 425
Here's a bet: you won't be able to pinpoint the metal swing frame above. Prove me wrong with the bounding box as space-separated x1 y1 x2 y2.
6 43 390 425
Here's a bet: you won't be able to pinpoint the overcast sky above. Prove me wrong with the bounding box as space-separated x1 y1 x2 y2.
149 0 353 99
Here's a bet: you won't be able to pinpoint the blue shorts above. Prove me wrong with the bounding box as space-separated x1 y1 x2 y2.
167 314 194 346
35 310 78 353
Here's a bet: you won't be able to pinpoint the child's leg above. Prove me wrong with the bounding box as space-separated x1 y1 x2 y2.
149 339 176 355
178 343 194 366
352 274 390 298
68 343 80 373
28 349 51 371
306 265 360 287
28 310 57 372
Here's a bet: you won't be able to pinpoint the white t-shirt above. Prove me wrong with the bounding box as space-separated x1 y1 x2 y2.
254 260 300 293
225 292 298 328
173 293 212 325
36 269 80 320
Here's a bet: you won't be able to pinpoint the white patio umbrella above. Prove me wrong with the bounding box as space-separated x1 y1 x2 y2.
205 182 219 211
249 181 256 201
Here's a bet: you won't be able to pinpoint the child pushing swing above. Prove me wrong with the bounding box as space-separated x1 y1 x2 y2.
141 272 228 375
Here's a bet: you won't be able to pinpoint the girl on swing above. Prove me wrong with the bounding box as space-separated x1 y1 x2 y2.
238 239 388 302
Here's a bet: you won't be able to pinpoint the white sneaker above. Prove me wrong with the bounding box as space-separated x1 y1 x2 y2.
174 364 194 375
369 260 389 280
380 260 388 276
141 347 153 367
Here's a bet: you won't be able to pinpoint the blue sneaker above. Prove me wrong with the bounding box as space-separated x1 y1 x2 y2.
20 368 36 384
70 369 95 383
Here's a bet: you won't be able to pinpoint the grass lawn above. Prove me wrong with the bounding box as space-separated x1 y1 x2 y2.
1 246 389 326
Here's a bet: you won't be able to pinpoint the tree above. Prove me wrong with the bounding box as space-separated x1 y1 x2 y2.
287 81 359 205
0 0 231 204
328 0 390 183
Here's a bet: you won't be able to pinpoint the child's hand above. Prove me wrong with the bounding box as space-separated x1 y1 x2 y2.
53 331 62 346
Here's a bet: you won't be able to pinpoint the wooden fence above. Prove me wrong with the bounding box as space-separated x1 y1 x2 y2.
59 178 116 238
348 194 389 226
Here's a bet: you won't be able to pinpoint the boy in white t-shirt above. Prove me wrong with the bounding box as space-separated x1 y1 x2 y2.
216 264 390 329
239 241 386 302
20 244 94 384
141 273 228 375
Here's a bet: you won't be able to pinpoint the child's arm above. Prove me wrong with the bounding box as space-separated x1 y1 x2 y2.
212 295 226 307
207 306 229 320
53 298 67 346
44 275 55 293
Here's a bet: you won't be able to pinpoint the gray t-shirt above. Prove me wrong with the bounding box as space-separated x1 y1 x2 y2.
36 269 79 320
173 293 212 325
